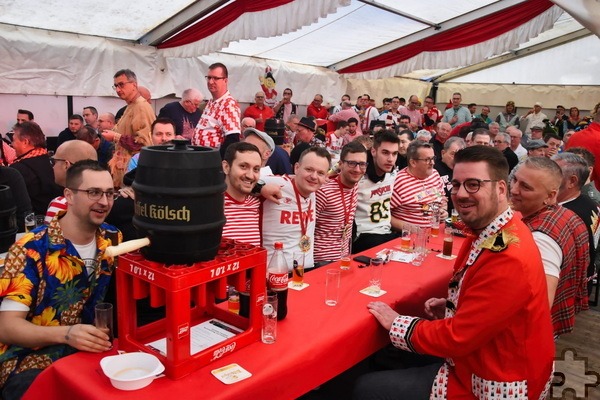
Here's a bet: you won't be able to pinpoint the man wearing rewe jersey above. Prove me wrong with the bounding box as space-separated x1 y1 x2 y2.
353 130 400 253
315 142 367 264
261 147 331 271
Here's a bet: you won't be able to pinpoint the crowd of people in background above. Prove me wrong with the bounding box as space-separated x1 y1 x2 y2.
1 62 599 399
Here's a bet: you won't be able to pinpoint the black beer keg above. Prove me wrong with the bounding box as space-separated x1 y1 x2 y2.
0 185 17 253
132 140 226 264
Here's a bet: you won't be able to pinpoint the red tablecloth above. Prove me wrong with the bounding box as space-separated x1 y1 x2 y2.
24 235 461 400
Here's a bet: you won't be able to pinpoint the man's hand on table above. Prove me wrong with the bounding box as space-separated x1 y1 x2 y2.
424 297 446 320
367 301 399 331
64 324 112 353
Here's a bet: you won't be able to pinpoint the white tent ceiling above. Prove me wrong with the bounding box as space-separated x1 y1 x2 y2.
0 0 597 98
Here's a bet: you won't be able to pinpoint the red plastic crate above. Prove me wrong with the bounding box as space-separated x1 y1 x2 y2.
116 239 266 379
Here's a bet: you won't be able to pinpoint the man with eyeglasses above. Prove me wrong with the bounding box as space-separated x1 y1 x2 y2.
391 141 445 230
46 139 98 223
261 147 331 271
315 142 367 265
353 130 400 253
103 69 155 188
442 92 472 128
9 122 61 215
273 87 298 122
243 91 275 132
193 63 241 157
355 146 554 400
157 88 203 140
493 132 518 172
0 160 120 399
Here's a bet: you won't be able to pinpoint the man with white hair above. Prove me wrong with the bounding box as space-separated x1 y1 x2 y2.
488 121 500 140
506 126 527 161
415 130 431 143
493 132 519 172
157 88 203 139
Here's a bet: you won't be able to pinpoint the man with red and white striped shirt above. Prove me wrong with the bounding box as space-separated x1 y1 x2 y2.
221 142 263 246
193 63 241 157
45 140 98 223
391 141 446 230
315 142 367 263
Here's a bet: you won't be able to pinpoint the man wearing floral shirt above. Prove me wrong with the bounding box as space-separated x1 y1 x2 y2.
0 160 120 400
354 146 554 399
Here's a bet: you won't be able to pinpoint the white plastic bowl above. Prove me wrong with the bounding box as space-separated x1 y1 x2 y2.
100 352 165 391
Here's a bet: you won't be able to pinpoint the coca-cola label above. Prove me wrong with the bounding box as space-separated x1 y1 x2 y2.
268 272 288 289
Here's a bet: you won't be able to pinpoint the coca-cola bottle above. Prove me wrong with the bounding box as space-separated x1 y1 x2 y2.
267 242 288 320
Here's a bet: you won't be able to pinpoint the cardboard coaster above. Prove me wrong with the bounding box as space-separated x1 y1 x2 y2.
211 363 252 385
288 282 310 291
359 287 387 297
436 254 457 260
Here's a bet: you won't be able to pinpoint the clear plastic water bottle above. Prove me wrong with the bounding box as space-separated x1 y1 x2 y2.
267 242 288 320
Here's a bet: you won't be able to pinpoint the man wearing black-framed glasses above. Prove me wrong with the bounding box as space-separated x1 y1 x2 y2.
355 145 554 400
193 62 241 158
391 141 446 230
0 160 120 399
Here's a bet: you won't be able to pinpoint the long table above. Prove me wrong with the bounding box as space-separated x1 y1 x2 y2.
23 234 461 400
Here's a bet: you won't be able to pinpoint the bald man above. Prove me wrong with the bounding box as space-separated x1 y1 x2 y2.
45 139 98 222
243 91 274 131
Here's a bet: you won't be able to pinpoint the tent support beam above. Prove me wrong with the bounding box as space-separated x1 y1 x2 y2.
358 0 440 29
433 28 592 83
139 0 231 46
330 0 528 71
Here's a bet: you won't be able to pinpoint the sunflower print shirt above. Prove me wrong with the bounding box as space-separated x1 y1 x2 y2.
0 215 120 388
